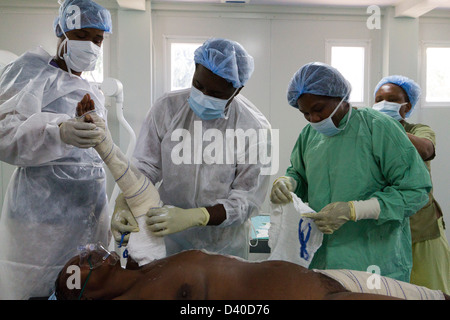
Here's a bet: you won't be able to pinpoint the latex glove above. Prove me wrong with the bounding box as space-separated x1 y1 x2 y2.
302 198 380 234
270 176 297 204
302 202 354 234
72 93 112 153
59 119 103 148
146 205 210 236
85 112 115 163
111 193 140 245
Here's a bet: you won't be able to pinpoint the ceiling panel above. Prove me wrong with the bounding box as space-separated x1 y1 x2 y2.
153 0 450 9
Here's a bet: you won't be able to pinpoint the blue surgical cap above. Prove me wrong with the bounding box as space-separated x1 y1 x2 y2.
194 38 254 88
374 75 421 117
53 0 112 37
287 62 352 108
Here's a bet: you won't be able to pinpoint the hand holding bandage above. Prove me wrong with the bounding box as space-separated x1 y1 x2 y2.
302 198 380 234
147 206 210 236
270 176 297 204
111 193 139 245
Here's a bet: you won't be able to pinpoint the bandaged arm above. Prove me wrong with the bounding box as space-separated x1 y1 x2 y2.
79 111 162 217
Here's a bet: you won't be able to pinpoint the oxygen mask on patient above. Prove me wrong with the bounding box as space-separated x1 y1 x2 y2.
77 242 120 269
75 243 120 300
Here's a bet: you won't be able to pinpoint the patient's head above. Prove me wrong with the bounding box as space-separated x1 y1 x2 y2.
55 243 120 300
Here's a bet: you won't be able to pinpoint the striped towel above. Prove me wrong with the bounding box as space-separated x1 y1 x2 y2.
315 269 445 300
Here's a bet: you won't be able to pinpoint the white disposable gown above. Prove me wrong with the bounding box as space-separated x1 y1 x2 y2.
133 89 271 259
0 47 109 299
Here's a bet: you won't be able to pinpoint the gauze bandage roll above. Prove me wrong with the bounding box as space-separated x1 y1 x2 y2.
127 215 166 265
81 112 166 265
268 192 323 268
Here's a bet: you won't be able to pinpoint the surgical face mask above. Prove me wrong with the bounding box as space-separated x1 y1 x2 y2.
188 86 238 120
372 100 407 121
309 96 351 137
58 26 101 73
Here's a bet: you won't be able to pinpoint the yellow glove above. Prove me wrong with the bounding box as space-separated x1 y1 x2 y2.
302 198 380 234
302 202 354 234
270 176 297 204
146 205 210 236
111 193 140 245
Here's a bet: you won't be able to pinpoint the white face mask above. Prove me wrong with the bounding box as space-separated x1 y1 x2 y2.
188 86 239 120
372 100 407 121
309 94 351 137
58 26 101 73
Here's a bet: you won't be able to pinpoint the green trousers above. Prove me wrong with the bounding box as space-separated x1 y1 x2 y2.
411 217 450 295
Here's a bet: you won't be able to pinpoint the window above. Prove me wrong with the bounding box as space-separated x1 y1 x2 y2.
165 37 207 92
424 46 450 104
170 42 202 91
326 40 371 106
331 46 365 102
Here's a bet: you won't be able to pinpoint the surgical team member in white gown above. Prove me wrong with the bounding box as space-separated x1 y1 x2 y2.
112 38 271 259
0 0 112 299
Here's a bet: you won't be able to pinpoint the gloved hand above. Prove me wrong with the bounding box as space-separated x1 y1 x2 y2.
74 93 113 160
111 193 140 245
77 111 114 161
59 119 103 148
302 198 380 234
146 205 210 236
270 176 297 204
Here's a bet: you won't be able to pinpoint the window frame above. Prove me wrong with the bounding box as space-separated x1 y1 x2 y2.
421 41 450 108
163 35 209 92
325 39 371 108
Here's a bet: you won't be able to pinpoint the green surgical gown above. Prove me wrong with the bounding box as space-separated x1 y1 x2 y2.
286 107 431 282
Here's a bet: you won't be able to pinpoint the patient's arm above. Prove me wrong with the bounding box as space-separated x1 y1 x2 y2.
77 94 161 217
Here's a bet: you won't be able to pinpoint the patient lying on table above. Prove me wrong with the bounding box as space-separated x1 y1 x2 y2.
54 246 448 300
